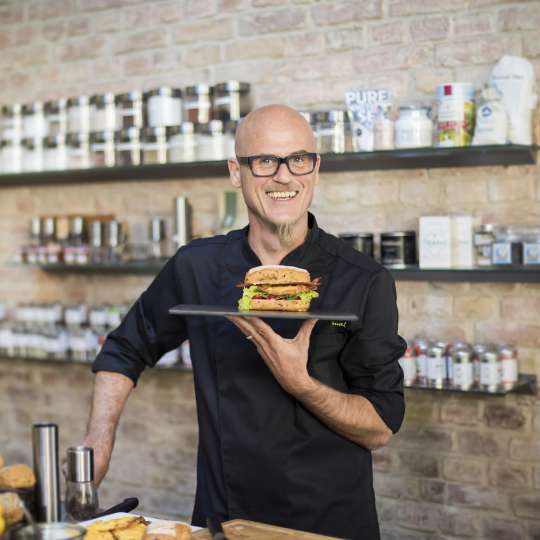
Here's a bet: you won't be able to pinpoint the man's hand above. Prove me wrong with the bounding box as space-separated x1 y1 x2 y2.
226 316 317 397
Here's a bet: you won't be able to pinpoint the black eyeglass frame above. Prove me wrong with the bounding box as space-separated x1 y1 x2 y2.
236 152 319 177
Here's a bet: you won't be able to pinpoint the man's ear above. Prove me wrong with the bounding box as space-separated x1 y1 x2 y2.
313 155 321 185
228 158 242 188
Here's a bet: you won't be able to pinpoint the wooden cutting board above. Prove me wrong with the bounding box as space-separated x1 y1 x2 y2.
192 519 342 539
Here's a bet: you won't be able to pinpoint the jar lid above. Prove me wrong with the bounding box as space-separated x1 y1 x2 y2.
198 120 223 134
90 93 115 106
214 81 250 93
142 126 167 142
167 122 194 136
1 103 22 116
115 127 141 142
398 104 430 112
67 96 90 107
22 102 44 115
380 231 416 238
185 84 213 96
144 86 182 99
476 223 496 233
21 137 42 148
115 90 143 104
89 131 115 143
66 132 90 145
44 99 67 114
314 110 348 123
43 134 67 147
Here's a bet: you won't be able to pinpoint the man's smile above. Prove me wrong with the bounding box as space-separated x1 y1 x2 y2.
265 190 299 200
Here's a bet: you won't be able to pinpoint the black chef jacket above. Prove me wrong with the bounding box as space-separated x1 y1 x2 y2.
93 213 406 540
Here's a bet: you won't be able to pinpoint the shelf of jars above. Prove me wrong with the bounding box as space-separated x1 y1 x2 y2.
404 373 537 396
0 145 537 187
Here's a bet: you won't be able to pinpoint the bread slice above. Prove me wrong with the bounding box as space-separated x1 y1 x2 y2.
144 520 191 540
250 298 310 312
245 265 310 285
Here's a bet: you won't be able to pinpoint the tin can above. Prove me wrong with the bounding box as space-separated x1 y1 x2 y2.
398 342 416 387
451 343 474 390
428 341 447 388
499 344 518 390
472 343 489 386
480 348 500 392
414 337 429 385
435 82 475 147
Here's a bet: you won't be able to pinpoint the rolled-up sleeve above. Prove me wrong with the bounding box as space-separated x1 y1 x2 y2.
92 255 187 385
338 268 406 433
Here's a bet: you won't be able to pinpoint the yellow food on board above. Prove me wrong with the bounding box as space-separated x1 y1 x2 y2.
0 493 24 526
85 516 149 540
0 464 36 489
0 514 5 536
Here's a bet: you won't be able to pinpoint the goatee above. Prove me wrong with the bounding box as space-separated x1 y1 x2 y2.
277 222 295 248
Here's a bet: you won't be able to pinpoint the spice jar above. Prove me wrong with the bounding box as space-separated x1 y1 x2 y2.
67 132 91 169
1 104 23 141
213 81 250 122
44 99 67 136
67 96 91 133
473 224 495 267
314 110 352 154
90 131 115 167
197 120 225 161
115 91 144 129
380 231 417 268
184 84 213 123
142 127 168 164
1 138 22 173
115 127 142 166
90 93 117 132
394 105 433 149
22 102 48 139
144 86 182 127
21 137 44 172
168 123 196 163
43 134 67 171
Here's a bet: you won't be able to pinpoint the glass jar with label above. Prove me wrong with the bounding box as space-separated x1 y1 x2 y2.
197 120 225 161
44 99 67 136
394 105 433 149
1 138 22 173
473 224 495 267
142 127 168 164
314 110 352 154
115 91 144 129
43 134 68 171
1 104 23 141
144 87 182 127
184 84 213 123
90 131 115 167
21 137 44 172
67 132 91 169
213 81 250 122
90 93 117 132
67 96 91 133
22 102 48 139
168 123 196 163
115 127 141 166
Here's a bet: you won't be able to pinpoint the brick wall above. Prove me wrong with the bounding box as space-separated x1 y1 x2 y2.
1 0 540 538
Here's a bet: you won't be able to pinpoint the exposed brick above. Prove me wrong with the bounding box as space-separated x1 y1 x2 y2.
185 0 217 19
123 52 152 76
225 37 285 61
512 492 540 519
475 321 540 349
368 21 404 46
482 518 526 540
27 0 73 20
42 19 66 41
488 463 531 488
441 399 481 426
439 508 483 537
529 523 540 540
409 294 453 318
324 27 363 51
501 297 540 321
402 397 439 423
458 431 505 458
114 29 169 54
435 35 521 67
523 30 540 58
453 296 499 321
413 66 452 94
183 43 221 68
173 17 234 44
488 176 535 203
393 426 453 451
238 8 306 36
68 15 92 36
58 35 107 62
447 483 505 510
277 53 354 82
372 447 394 473
443 458 486 484
398 451 439 478
0 3 24 25
288 80 323 108
409 16 450 42
285 32 325 57
311 1 381 26
374 475 420 500
389 0 467 16
510 437 540 462
354 43 433 72
419 479 445 504
452 11 494 36
218 0 249 11
0 29 12 48
484 404 528 431
76 0 141 12
499 5 540 31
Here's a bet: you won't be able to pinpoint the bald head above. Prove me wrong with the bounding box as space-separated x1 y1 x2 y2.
235 104 316 156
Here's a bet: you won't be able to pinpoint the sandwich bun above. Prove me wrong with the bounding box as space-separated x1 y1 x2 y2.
249 298 310 312
245 265 310 286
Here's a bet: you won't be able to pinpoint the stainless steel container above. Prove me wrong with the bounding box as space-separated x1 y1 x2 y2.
380 231 417 268
450 343 474 390
480 347 501 392
174 197 192 249
32 423 61 522
499 343 518 390
65 446 99 521
427 341 447 389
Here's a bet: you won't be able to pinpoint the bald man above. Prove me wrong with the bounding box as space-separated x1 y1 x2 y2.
87 105 406 540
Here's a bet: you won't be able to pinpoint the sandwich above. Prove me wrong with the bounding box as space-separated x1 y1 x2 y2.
237 265 320 312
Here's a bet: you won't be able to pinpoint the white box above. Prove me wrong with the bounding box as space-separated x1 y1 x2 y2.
419 216 452 268
452 215 476 268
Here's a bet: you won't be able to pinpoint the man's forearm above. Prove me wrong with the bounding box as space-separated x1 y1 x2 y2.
294 377 392 451
84 371 134 486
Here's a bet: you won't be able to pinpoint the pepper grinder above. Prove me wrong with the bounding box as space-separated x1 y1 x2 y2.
64 446 99 522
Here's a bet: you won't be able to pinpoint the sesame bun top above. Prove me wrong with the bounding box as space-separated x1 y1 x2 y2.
245 265 311 285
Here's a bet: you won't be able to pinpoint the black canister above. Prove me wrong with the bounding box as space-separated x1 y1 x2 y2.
338 233 374 258
380 231 417 268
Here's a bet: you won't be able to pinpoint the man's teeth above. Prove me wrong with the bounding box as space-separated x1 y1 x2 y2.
267 191 298 200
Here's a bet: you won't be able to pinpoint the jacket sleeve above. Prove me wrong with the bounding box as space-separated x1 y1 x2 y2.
92 255 187 385
338 268 406 433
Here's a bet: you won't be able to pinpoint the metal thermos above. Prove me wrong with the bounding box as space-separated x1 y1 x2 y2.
174 196 192 249
32 423 61 522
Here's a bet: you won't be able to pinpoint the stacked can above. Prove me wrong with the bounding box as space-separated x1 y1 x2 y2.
428 341 447 389
398 341 416 386
499 344 519 390
450 342 474 390
414 337 429 385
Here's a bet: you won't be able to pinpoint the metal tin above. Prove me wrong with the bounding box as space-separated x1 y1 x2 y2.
43 133 67 171
21 137 44 172
492 241 523 266
90 130 115 167
414 337 429 385
314 110 351 154
67 96 91 133
380 231 417 268
1 103 23 140
472 342 489 386
480 348 500 392
115 127 142 166
168 122 196 163
427 341 447 388
338 233 374 258
115 90 144 129
499 343 518 390
213 81 250 122
44 99 67 136
184 84 213 123
89 93 116 131
142 126 168 164
450 343 474 390
66 132 91 169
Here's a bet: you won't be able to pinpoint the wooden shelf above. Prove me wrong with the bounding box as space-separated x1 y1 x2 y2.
0 145 536 187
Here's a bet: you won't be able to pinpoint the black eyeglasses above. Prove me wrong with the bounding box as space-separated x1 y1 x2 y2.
236 152 318 177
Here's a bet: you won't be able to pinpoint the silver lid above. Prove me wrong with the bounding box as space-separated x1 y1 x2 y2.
66 132 90 146
22 102 44 115
1 103 22 116
214 81 250 93
142 126 167 142
185 84 212 96
89 220 102 248
43 134 67 148
115 127 141 143
115 90 143 104
149 217 166 242
66 446 94 483
89 131 115 144
105 220 121 247
90 93 115 106
314 110 348 123
380 231 416 239
70 216 84 236
67 96 90 107
44 99 67 114
31 217 41 238
21 137 43 149
144 86 182 99
198 120 223 135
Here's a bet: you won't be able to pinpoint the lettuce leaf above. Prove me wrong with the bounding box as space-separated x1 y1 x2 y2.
238 285 261 311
